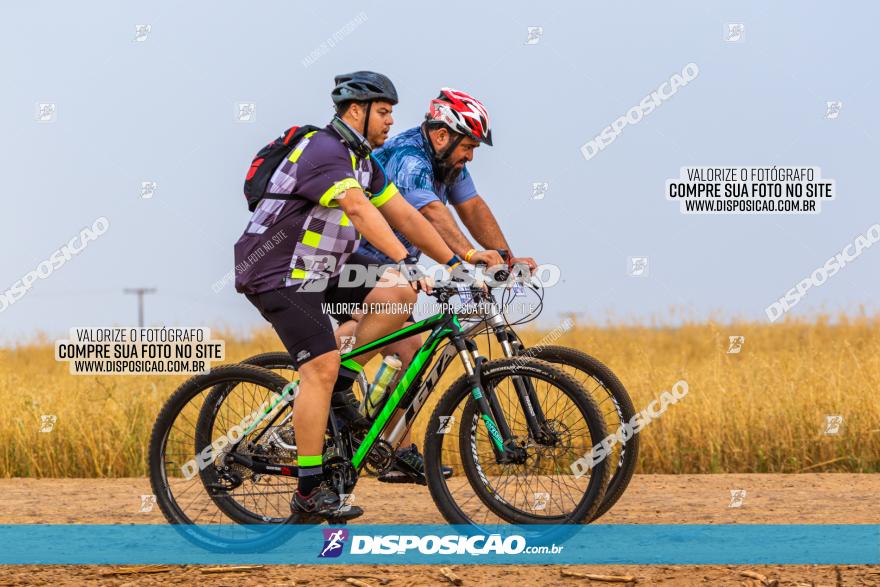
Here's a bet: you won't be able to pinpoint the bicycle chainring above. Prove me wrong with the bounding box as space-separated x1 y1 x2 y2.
364 439 395 476
323 456 358 495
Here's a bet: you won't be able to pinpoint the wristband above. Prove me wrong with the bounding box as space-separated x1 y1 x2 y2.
464 248 477 263
446 254 463 269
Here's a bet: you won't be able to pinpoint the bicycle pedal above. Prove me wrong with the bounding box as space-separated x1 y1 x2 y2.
377 473 427 486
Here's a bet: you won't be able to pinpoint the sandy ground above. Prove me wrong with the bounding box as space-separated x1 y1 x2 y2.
1 474 878 586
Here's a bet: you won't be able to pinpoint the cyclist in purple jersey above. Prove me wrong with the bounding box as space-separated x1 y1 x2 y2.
234 72 463 519
339 88 539 484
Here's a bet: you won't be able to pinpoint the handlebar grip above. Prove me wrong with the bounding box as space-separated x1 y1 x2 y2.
492 268 509 282
472 250 510 282
472 262 509 282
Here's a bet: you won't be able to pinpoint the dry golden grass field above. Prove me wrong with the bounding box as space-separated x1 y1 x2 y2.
1 313 878 477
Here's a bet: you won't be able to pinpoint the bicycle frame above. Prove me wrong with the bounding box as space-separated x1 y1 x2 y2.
341 311 461 469
224 298 545 478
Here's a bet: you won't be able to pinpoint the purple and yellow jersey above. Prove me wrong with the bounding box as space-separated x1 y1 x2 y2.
234 121 398 294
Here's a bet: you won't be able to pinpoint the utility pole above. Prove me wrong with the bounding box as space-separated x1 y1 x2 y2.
123 288 157 327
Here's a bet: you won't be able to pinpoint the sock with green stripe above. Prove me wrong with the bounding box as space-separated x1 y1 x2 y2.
297 454 323 495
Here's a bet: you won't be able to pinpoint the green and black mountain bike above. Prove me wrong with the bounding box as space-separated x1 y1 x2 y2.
236 282 638 523
148 283 614 530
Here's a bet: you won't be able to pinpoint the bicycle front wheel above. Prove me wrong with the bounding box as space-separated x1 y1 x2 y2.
424 357 610 525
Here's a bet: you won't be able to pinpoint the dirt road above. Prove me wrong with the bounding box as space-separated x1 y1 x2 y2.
1 474 878 585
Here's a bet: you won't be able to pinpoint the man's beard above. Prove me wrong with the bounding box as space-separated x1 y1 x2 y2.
435 160 464 187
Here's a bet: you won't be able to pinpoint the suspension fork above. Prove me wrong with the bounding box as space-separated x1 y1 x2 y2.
454 335 526 464
487 317 554 444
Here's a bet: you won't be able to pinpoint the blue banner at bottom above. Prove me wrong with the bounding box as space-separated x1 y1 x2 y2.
0 524 875 565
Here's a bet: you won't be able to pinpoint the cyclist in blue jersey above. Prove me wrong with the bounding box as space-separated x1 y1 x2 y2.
336 88 538 484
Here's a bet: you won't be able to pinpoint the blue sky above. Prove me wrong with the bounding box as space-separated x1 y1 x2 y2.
1 0 878 342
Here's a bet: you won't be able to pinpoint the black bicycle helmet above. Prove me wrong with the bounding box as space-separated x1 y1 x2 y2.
331 71 399 105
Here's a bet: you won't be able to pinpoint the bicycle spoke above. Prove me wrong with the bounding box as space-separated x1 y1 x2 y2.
436 364 600 524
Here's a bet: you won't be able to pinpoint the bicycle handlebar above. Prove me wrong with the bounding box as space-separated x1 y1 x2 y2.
428 282 493 306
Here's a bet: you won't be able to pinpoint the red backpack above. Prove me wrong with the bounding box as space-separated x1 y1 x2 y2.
243 124 320 212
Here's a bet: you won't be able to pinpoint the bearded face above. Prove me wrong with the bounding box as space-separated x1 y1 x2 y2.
430 129 479 187
434 157 464 186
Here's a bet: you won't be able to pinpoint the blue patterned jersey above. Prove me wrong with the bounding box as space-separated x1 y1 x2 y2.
358 127 478 264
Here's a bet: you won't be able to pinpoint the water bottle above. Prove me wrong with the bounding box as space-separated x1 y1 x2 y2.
366 354 402 417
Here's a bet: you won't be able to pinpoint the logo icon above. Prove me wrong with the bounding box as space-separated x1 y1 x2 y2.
297 255 337 292
628 256 649 277
140 181 158 199
39 415 57 433
824 414 843 435
725 23 745 42
824 100 842 120
236 102 256 122
525 26 543 45
338 493 355 513
727 336 745 354
437 415 455 434
134 24 152 42
532 492 550 511
139 494 156 512
532 182 549 200
728 489 746 508
319 528 349 558
340 336 356 354
36 103 57 123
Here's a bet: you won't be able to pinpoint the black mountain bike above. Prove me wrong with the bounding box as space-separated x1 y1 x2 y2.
148 283 612 530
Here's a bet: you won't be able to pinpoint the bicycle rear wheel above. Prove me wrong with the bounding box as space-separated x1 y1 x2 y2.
149 364 295 524
193 366 300 525
424 357 610 525
148 364 301 549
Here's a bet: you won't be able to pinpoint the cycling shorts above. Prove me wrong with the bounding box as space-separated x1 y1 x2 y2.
331 253 414 324
245 256 375 368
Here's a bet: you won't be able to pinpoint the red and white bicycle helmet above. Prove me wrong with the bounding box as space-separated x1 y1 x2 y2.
427 88 493 146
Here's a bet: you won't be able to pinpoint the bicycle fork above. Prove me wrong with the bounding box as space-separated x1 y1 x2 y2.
483 311 558 446
454 335 529 464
